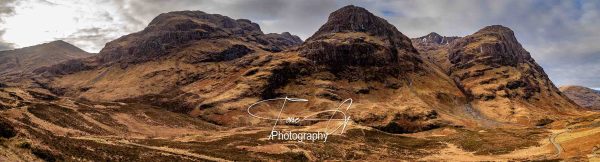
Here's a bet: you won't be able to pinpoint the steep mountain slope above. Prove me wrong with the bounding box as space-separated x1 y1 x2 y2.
414 25 581 125
0 40 90 81
560 85 600 110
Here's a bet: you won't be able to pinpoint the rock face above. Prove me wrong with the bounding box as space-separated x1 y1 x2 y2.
560 85 600 110
0 40 90 81
413 25 581 124
300 5 420 69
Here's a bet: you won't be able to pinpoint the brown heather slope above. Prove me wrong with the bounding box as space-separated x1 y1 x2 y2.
413 25 582 125
560 85 600 110
0 40 90 82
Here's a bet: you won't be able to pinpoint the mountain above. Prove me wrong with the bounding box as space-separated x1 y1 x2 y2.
290 5 472 132
560 85 600 110
411 32 460 69
301 5 420 69
413 25 582 125
36 11 302 76
0 40 90 81
34 10 306 122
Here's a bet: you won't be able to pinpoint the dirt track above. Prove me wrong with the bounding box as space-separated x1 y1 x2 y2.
549 130 567 158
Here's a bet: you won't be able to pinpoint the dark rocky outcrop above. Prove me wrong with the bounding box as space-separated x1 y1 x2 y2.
0 117 16 138
361 110 444 134
185 44 254 63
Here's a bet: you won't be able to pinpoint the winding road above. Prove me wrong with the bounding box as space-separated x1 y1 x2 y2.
549 128 571 158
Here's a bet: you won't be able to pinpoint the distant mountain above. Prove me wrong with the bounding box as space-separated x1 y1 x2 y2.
560 85 600 110
411 32 461 69
0 40 90 81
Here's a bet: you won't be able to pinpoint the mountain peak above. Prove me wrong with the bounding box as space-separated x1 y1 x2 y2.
37 40 88 53
475 25 514 35
300 5 419 68
48 40 68 44
449 24 531 68
426 32 441 38
0 40 90 79
306 5 411 44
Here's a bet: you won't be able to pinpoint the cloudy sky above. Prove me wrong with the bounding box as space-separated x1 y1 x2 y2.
0 0 599 88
